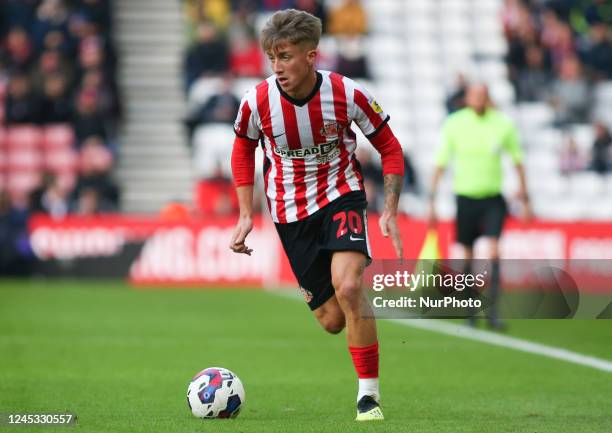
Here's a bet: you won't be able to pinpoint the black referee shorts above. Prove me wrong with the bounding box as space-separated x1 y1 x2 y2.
275 191 371 311
456 194 507 247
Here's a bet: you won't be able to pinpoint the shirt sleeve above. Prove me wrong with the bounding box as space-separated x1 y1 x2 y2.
351 82 390 138
502 122 523 164
233 92 260 141
435 120 453 168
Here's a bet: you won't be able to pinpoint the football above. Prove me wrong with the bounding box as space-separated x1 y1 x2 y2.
186 367 245 419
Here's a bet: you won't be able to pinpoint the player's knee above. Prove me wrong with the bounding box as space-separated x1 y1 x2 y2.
321 315 345 334
334 279 361 309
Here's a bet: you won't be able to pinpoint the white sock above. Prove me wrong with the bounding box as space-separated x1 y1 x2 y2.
357 378 380 402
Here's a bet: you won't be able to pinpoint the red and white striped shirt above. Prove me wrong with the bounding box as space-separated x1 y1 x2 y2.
233 70 391 224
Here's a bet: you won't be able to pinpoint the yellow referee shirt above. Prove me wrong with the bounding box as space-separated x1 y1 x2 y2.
435 107 523 198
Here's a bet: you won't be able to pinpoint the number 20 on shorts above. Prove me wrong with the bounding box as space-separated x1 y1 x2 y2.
333 211 364 238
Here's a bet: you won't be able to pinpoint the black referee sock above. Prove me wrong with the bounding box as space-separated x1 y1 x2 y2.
462 260 477 323
487 260 501 323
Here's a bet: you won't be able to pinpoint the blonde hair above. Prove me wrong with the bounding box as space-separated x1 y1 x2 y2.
261 9 322 52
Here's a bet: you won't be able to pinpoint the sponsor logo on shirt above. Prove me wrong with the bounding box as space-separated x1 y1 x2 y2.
370 99 383 114
273 139 340 163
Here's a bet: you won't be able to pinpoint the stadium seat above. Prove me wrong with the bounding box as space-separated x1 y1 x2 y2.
0 79 6 101
440 16 470 36
55 172 77 193
403 0 434 14
489 81 515 106
594 81 612 104
583 198 612 220
604 175 612 195
0 149 6 173
6 126 43 150
440 0 470 14
188 76 224 107
532 196 583 220
44 149 79 173
42 124 75 151
232 78 260 101
527 128 564 151
7 170 41 197
568 172 605 197
571 124 595 153
516 103 555 130
193 123 235 179
529 172 569 197
7 148 43 171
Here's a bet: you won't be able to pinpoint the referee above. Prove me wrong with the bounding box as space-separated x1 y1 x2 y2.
428 84 532 329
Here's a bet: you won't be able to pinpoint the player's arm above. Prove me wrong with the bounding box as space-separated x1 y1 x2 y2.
505 123 533 222
230 135 258 255
514 163 532 222
428 122 452 227
427 166 445 228
369 123 405 258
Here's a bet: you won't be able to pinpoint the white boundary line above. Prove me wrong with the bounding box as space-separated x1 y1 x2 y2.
390 318 612 373
269 289 612 373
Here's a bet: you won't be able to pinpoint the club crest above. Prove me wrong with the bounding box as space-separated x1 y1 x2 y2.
320 122 340 137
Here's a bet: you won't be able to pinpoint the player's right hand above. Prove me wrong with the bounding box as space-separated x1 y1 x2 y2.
229 216 254 256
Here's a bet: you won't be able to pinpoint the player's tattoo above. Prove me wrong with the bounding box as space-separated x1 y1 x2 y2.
383 174 403 214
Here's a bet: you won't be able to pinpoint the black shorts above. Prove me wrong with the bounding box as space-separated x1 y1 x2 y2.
275 191 371 311
456 194 507 247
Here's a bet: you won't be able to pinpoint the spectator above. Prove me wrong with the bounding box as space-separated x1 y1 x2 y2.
295 0 327 33
72 89 108 145
559 133 587 175
4 73 42 124
0 1 38 32
40 73 72 123
2 27 35 72
229 31 264 77
550 56 590 125
258 0 294 12
73 136 119 208
542 10 576 69
335 36 369 79
31 0 73 55
446 73 468 113
30 174 71 219
355 147 382 212
195 169 238 216
32 49 75 90
76 0 113 33
581 22 612 80
517 44 551 102
328 0 367 36
591 121 611 174
184 75 240 139
72 187 113 215
184 21 230 91
0 189 31 275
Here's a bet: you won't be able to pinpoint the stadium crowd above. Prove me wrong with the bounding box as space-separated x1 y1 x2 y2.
0 0 120 274
503 0 612 173
0 0 120 220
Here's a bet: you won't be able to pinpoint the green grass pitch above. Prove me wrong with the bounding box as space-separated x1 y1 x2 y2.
1 280 611 433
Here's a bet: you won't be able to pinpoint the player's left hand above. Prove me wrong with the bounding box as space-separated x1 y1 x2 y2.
379 211 403 259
